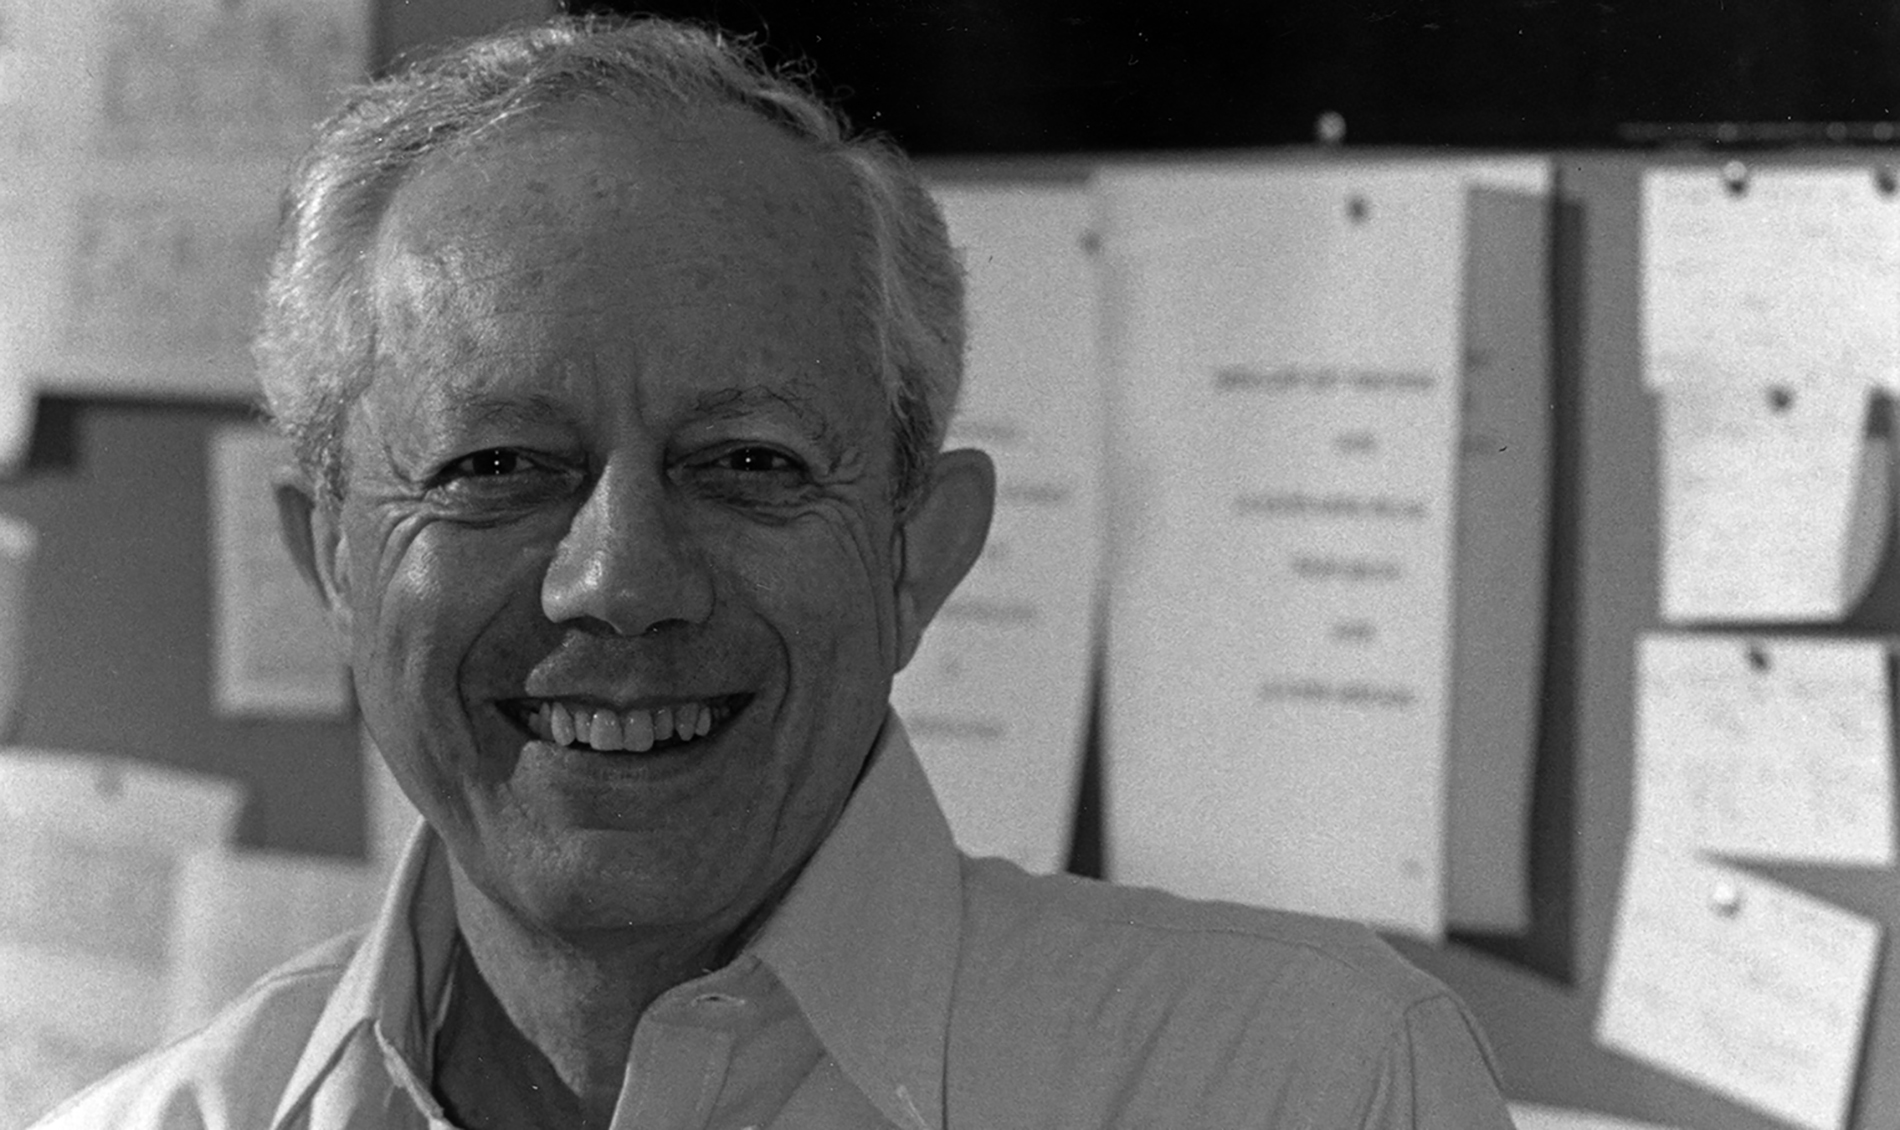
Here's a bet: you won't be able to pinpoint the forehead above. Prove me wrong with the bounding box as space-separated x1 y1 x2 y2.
364 100 872 416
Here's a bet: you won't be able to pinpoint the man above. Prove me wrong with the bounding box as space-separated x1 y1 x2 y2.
44 15 1512 1129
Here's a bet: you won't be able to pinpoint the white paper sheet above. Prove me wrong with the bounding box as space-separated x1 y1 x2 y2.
1445 179 1552 933
1644 166 1900 392
209 425 349 718
1657 382 1886 623
1509 1103 1682 1130
1635 633 1894 866
0 0 369 400
889 182 1103 873
1099 160 1544 937
0 179 55 472
0 749 243 1125
165 850 380 1039
1597 841 1880 1130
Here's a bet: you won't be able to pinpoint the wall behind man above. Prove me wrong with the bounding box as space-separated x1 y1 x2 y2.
0 0 555 858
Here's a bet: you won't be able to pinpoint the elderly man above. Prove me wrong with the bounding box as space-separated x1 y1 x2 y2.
45 15 1511 1130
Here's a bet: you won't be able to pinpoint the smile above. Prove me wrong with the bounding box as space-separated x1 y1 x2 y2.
509 695 746 753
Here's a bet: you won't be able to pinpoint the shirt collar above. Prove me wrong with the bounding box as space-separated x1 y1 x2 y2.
268 711 963 1130
750 713 963 1130
271 823 459 1129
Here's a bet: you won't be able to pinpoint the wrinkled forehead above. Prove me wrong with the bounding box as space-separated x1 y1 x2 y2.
359 100 878 416
374 98 866 301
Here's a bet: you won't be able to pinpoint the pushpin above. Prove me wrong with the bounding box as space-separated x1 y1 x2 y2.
1747 642 1771 673
1710 880 1744 918
1722 159 1749 197
1315 111 1347 147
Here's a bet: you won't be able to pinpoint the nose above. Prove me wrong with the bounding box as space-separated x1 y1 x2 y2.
540 463 715 636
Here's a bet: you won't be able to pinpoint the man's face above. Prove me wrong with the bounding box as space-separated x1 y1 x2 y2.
323 104 909 939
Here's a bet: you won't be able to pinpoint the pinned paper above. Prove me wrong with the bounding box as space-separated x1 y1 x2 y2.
1644 165 1900 392
1099 159 1548 938
165 850 380 1039
209 425 349 718
890 182 1104 873
0 0 369 400
1658 382 1885 623
1597 841 1880 1130
1445 180 1552 934
1635 633 1894 866
0 749 243 1125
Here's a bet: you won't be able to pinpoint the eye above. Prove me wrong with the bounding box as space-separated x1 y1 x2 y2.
713 446 802 474
442 448 530 480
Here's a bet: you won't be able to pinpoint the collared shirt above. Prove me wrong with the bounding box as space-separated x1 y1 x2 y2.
40 715 1512 1130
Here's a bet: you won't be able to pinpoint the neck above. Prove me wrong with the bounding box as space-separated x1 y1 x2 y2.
433 865 732 1130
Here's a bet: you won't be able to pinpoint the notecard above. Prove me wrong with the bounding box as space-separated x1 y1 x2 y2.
1635 633 1894 865
209 425 349 718
1657 381 1885 623
1597 842 1880 1130
0 748 243 1112
1098 159 1548 938
890 182 1104 873
1644 165 1900 392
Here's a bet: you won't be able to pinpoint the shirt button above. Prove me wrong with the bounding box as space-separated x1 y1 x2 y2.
693 991 745 1007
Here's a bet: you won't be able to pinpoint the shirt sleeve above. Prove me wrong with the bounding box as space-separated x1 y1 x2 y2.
1356 992 1515 1130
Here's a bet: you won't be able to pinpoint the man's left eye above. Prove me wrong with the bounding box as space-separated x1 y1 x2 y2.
714 447 801 474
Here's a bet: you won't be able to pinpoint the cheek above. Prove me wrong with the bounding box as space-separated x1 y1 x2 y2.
739 514 899 690
349 525 516 709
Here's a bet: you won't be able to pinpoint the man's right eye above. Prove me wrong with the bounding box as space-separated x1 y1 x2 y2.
442 448 527 479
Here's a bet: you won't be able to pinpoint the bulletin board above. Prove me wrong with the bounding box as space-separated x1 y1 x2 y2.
1391 152 1900 1130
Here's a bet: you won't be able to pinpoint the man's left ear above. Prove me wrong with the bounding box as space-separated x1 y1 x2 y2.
892 447 995 671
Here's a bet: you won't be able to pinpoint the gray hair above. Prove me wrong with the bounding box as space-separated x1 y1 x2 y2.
255 14 964 511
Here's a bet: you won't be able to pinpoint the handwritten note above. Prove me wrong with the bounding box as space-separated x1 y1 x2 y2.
1635 633 1894 865
0 0 368 400
1098 160 1547 937
1597 841 1880 1130
90 0 369 159
1657 382 1885 623
0 749 243 1125
889 183 1103 873
209 425 349 718
1644 166 1900 392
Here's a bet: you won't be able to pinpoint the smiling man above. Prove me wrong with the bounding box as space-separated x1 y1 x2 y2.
42 16 1511 1130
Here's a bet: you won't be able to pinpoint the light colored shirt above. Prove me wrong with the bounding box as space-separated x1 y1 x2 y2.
40 716 1512 1129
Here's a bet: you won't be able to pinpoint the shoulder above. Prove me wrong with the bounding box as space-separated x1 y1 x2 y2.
948 857 1508 1127
33 933 360 1130
958 855 1451 1016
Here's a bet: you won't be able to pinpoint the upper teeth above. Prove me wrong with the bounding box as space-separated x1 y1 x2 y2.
536 700 717 751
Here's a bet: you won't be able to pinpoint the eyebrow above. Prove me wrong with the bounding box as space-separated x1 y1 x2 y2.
428 387 580 434
691 383 845 456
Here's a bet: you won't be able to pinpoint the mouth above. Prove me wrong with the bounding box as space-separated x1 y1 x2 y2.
502 694 749 754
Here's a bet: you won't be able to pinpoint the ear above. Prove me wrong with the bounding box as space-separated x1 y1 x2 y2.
274 475 354 642
892 447 995 672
